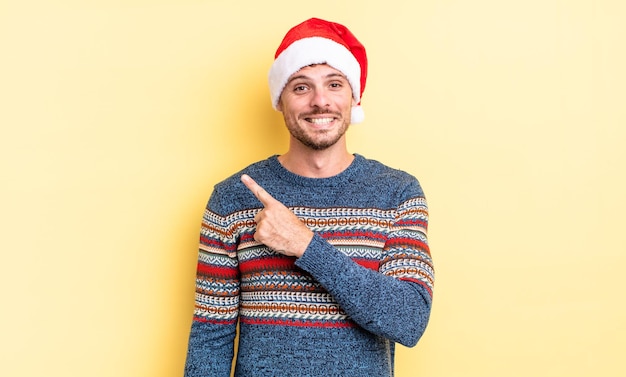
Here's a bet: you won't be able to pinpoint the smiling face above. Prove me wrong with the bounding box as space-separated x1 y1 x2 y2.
277 64 355 151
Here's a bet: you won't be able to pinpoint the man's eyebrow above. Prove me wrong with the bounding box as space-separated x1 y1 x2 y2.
286 74 309 84
325 73 348 80
286 72 348 85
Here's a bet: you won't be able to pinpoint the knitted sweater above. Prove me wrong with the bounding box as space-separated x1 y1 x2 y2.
184 154 434 377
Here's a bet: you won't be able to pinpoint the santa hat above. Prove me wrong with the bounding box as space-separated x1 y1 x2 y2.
268 18 368 124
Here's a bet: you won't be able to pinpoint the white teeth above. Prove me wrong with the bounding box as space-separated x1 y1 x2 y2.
308 117 334 125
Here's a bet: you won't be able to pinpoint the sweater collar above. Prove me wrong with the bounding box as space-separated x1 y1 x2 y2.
268 154 365 187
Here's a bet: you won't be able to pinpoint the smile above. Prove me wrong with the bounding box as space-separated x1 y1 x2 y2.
306 117 335 125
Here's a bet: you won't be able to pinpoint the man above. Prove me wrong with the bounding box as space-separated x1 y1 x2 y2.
185 18 434 377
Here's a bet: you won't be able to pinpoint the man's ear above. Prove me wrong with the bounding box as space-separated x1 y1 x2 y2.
276 100 283 112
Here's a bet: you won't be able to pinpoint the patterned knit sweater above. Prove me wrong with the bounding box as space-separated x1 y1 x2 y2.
184 154 434 377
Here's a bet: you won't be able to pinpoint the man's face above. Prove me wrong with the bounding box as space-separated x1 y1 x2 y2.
277 64 355 151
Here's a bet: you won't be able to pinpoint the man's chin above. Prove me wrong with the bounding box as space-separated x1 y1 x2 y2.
297 134 343 151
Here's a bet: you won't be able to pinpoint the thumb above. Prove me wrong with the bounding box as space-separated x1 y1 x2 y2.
241 174 276 207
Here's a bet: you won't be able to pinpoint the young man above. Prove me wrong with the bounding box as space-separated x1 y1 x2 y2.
185 18 434 377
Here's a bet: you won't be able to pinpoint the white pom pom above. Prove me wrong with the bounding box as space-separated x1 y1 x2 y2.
351 105 365 124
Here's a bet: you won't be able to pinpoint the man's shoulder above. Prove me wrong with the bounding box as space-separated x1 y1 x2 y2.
356 155 425 198
215 156 275 190
205 156 277 214
358 155 418 181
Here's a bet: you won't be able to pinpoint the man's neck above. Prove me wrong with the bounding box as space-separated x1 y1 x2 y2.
278 145 354 179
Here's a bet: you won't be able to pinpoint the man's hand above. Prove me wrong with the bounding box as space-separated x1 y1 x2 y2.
241 174 314 258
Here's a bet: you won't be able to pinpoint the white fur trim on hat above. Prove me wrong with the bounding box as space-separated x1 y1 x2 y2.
269 36 362 119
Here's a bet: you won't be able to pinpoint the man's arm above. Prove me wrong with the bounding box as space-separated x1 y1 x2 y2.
241 174 434 346
295 227 432 346
184 194 240 377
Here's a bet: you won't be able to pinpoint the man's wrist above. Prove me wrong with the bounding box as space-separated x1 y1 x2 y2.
293 231 314 258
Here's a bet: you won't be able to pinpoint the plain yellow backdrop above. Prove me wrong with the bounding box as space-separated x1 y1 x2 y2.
1 1 625 376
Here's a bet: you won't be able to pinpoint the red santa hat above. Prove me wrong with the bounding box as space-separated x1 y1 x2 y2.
268 18 368 124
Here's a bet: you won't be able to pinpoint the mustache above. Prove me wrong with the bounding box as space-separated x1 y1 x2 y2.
300 109 342 118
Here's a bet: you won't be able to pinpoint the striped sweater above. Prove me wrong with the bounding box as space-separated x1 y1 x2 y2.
185 154 434 377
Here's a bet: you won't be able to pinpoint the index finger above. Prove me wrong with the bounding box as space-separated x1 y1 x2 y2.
241 174 276 206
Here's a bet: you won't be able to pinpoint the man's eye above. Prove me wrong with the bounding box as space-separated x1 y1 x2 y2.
330 82 342 88
294 85 307 92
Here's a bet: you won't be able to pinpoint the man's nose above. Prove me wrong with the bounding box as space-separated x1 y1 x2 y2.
310 88 331 108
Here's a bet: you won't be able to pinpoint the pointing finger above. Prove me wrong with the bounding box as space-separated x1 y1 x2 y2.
241 174 276 206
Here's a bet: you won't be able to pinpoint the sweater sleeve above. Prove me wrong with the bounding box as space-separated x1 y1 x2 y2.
294 185 434 347
184 191 240 377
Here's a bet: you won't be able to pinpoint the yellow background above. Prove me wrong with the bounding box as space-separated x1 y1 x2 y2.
1 1 625 376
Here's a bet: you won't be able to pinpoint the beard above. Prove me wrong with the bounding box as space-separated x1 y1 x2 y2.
283 109 351 151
